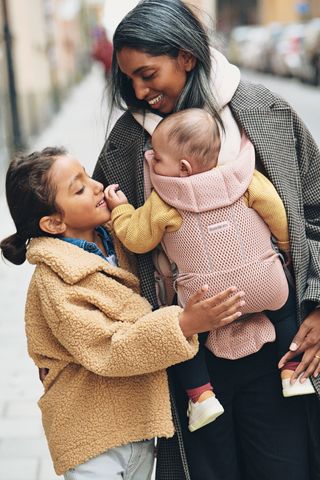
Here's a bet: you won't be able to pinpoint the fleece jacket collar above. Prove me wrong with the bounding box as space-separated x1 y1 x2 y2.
27 236 139 288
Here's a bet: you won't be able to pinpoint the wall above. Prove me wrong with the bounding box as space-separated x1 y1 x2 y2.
259 0 320 24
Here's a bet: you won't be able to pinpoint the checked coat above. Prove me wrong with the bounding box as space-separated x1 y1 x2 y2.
93 80 320 480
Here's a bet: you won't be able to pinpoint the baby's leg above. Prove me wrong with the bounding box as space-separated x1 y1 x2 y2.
172 333 224 431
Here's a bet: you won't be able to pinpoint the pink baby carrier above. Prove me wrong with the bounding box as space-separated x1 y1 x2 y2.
149 136 289 359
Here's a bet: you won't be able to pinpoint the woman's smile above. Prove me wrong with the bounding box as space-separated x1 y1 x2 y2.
148 93 164 108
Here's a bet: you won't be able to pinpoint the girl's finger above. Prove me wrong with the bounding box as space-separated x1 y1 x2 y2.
211 291 245 316
214 296 245 320
219 310 243 325
186 284 209 307
206 287 241 308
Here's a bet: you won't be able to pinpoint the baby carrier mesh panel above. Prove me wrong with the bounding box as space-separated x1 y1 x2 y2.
150 135 288 358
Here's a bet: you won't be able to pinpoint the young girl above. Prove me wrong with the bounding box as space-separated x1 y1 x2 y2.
92 0 320 478
0 147 244 479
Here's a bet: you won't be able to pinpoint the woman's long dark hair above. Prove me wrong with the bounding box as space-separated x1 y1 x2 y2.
109 0 222 126
0 147 66 265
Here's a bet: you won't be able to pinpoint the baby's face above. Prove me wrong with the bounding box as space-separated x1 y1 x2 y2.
151 128 182 177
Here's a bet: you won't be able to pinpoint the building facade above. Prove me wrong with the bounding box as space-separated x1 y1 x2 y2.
259 0 320 24
216 0 320 31
0 0 100 176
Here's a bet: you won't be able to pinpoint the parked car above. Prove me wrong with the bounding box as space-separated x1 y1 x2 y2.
227 25 256 66
270 23 306 77
299 18 320 84
239 26 271 71
226 20 320 84
227 25 277 71
258 22 284 73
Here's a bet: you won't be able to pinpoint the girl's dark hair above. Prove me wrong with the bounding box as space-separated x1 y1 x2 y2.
0 146 67 265
109 0 222 126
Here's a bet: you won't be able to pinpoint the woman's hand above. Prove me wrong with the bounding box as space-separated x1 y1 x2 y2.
104 184 128 210
179 285 245 338
278 308 320 383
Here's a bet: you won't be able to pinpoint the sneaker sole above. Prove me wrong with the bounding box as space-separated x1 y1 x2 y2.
283 385 316 397
188 407 224 432
282 377 315 397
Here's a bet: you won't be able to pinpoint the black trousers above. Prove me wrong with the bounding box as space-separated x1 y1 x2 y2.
170 341 311 480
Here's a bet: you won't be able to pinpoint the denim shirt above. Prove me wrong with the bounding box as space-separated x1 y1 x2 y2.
60 226 118 266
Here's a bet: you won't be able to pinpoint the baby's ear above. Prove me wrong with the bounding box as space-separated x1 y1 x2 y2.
179 159 193 177
39 214 66 235
144 149 154 161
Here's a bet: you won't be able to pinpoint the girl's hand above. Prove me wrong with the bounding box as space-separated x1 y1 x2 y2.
179 285 245 338
104 184 128 210
278 308 320 383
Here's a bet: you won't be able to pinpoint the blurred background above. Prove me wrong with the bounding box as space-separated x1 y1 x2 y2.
0 1 319 480
1 0 320 177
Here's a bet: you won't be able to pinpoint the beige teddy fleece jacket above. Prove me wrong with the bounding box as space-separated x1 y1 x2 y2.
25 235 198 475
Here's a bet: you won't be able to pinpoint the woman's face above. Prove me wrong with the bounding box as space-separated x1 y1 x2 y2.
117 47 195 114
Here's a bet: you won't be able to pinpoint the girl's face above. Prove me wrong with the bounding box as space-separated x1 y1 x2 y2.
51 155 111 240
117 48 195 114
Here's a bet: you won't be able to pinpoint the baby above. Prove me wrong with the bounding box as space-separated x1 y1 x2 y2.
105 108 315 432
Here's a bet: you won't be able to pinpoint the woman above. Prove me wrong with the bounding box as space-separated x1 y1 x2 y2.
93 1 320 479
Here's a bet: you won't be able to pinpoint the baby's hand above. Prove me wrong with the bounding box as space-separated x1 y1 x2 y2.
104 184 128 210
144 149 155 162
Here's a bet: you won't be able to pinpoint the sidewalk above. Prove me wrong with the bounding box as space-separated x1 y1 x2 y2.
0 66 111 480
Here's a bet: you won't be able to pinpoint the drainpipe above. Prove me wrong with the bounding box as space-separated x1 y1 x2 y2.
1 0 24 150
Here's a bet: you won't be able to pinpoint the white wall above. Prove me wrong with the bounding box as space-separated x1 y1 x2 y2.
103 0 139 37
103 0 216 38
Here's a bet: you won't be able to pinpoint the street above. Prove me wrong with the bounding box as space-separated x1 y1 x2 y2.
0 67 319 480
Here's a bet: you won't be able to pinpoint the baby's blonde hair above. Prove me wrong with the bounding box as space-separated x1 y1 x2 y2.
153 108 221 169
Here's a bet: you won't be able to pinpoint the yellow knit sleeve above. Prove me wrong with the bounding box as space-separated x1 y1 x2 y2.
243 170 290 251
111 190 182 254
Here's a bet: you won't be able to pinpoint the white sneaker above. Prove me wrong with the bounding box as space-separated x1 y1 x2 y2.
187 396 224 432
282 374 315 397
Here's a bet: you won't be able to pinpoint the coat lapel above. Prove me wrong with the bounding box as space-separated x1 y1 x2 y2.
27 237 140 290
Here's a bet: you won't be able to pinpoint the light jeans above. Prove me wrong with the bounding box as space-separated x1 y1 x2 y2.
64 439 155 480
